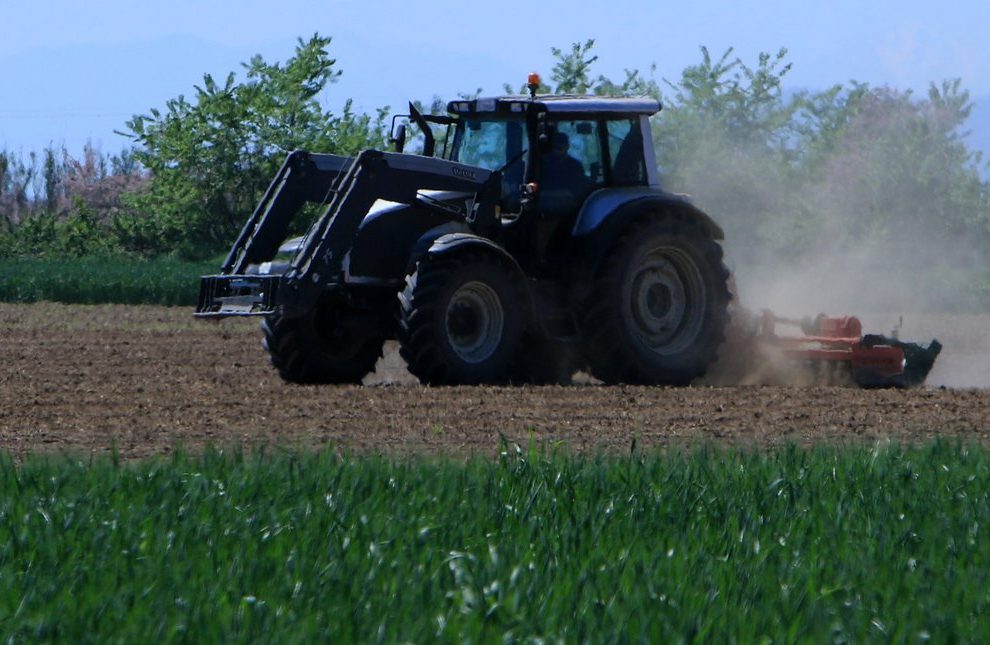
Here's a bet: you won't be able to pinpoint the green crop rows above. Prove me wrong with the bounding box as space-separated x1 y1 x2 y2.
0 258 217 306
1 441 987 641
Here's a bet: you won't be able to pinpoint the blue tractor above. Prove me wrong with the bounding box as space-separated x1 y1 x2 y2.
196 78 731 385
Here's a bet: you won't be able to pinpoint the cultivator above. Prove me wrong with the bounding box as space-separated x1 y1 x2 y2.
757 311 942 388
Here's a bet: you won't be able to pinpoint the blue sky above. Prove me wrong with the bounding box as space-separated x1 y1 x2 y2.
1 0 988 156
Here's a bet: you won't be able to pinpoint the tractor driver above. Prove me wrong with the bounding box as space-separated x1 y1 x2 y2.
539 131 591 214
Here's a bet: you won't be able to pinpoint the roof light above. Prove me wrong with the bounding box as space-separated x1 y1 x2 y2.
527 72 541 98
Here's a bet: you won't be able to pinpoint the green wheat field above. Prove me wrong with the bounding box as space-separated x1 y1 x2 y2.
0 441 987 641
0 258 215 306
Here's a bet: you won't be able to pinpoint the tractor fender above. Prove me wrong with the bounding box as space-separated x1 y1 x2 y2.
417 232 535 317
405 222 473 273
422 232 526 278
572 186 724 240
568 188 725 291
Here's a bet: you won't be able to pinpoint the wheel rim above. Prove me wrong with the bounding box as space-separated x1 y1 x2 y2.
626 246 706 356
445 281 504 364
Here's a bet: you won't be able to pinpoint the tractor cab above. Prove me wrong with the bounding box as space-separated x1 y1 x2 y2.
429 93 662 274
443 93 661 221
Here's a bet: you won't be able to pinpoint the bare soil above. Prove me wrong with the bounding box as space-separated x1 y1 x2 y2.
1 303 988 459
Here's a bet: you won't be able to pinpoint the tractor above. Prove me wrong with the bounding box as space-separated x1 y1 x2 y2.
196 75 732 385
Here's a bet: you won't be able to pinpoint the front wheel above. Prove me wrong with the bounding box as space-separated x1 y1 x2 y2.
398 252 527 385
581 215 730 385
262 296 385 384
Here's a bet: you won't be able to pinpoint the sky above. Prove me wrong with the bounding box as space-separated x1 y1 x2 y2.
2 0 989 157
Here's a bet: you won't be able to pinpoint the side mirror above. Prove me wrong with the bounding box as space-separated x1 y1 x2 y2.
391 123 407 153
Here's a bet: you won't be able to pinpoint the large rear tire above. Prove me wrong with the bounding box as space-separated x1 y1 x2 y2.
262 296 384 385
581 214 730 385
398 252 526 385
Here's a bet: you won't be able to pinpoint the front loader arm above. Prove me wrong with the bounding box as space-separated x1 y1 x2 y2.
196 149 498 318
224 150 352 274
289 149 496 284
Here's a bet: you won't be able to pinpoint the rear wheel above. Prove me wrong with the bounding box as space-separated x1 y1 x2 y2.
398 252 526 385
582 214 730 385
262 296 384 384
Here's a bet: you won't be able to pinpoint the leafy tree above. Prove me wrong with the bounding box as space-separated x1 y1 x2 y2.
641 46 801 269
121 33 388 258
43 149 58 212
792 82 989 257
510 38 661 98
551 39 599 94
0 151 38 229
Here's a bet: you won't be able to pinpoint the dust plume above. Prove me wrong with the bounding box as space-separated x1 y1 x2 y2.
662 83 990 388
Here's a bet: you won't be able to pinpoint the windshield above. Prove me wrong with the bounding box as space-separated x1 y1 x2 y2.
450 118 527 171
450 118 528 211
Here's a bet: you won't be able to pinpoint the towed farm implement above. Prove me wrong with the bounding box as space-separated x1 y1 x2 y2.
753 312 941 388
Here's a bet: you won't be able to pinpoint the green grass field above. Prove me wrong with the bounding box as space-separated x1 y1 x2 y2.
0 257 217 306
0 441 987 641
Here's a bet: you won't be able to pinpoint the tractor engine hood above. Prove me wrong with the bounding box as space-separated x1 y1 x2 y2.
258 190 472 274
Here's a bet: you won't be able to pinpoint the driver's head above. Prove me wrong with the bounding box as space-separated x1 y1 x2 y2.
552 131 570 154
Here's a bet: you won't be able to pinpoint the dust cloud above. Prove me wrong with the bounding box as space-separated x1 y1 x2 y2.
720 247 989 388
668 92 990 388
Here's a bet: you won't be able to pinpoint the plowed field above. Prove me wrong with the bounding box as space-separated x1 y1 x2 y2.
1 303 988 459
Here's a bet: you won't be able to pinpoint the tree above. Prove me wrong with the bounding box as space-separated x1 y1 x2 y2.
643 46 801 268
794 82 989 258
551 39 598 94
121 33 387 258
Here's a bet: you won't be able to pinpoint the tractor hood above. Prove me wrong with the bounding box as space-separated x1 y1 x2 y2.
275 190 473 257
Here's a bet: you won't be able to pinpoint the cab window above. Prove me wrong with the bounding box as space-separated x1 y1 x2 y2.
606 119 647 185
539 120 603 215
451 118 527 210
551 120 604 184
452 119 526 171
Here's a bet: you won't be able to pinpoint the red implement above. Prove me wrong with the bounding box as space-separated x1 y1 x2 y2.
757 311 941 388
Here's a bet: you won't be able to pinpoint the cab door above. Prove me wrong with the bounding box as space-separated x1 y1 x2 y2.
537 119 604 217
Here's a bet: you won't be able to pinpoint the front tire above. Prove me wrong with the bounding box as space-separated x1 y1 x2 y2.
262 296 385 384
582 214 730 385
398 252 526 385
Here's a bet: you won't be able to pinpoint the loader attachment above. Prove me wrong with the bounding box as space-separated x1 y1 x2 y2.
223 151 352 275
196 274 282 316
195 150 350 319
196 148 498 319
758 311 942 388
